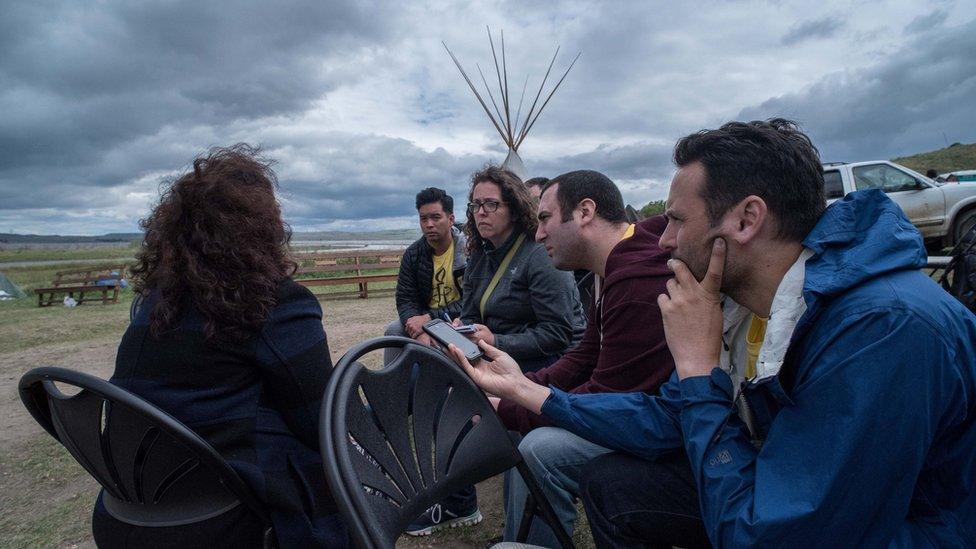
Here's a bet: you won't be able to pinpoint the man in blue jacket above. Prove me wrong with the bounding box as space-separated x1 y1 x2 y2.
447 119 976 547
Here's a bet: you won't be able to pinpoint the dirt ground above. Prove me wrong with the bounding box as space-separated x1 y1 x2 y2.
1 293 592 548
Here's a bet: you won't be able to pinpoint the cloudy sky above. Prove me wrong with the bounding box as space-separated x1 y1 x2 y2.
1 0 974 235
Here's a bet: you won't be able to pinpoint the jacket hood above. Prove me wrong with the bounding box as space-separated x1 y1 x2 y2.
450 225 468 269
604 215 672 288
802 189 926 302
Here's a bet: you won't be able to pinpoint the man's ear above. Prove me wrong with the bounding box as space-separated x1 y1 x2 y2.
725 195 768 245
577 198 597 225
449 213 456 225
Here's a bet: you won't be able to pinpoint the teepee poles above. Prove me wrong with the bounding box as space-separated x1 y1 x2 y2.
443 26 579 177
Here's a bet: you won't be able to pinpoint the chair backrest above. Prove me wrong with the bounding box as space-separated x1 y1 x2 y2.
19 367 269 528
320 337 522 549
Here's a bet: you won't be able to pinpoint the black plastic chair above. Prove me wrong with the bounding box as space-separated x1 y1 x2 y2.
320 336 574 548
19 367 275 548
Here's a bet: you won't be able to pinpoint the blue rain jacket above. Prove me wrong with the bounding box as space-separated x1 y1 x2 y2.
542 190 976 547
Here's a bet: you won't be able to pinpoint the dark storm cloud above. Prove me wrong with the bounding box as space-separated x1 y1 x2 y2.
0 1 396 195
905 9 949 34
266 133 488 226
4 1 975 234
270 134 674 227
780 17 844 46
740 18 976 161
531 141 675 182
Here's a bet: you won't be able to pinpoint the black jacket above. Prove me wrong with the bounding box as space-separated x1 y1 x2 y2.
103 280 347 547
395 225 467 325
460 229 584 361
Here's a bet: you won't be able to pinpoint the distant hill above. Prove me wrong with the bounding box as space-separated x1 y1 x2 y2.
293 229 420 241
893 142 976 174
0 233 141 244
0 229 420 245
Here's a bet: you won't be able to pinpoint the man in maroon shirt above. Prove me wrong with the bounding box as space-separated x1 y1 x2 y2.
497 170 674 545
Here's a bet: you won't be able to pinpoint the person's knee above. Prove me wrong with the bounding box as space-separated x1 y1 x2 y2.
384 319 405 337
517 427 569 467
580 452 625 509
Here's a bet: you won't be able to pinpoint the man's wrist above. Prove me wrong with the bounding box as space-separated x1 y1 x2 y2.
675 360 719 380
512 378 551 415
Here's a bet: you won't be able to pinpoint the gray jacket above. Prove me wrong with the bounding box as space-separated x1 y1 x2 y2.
460 229 584 361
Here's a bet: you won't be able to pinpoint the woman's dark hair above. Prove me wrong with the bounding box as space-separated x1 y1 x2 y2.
464 165 537 254
673 118 826 242
130 144 297 342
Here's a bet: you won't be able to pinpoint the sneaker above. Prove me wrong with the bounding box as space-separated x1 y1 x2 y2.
404 503 483 536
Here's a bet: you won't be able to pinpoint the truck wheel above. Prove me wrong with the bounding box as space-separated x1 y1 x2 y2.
954 209 976 247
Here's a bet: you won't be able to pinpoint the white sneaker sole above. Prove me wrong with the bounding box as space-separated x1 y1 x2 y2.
405 509 484 536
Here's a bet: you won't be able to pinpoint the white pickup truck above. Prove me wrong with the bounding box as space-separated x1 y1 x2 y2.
823 160 976 249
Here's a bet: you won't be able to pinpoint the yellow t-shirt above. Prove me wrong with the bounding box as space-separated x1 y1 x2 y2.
429 241 460 309
621 223 635 240
745 314 768 379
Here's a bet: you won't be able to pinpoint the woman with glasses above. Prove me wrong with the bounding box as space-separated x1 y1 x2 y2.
459 166 585 372
405 166 585 537
94 145 347 548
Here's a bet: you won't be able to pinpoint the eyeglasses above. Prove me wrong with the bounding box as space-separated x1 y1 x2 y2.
467 200 506 214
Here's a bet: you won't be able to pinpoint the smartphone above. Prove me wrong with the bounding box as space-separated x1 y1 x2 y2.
455 324 477 334
422 319 483 362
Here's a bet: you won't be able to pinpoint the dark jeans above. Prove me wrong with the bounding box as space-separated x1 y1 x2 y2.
443 484 478 511
580 451 711 549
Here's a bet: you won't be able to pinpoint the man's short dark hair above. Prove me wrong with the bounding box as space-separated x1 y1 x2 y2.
525 177 550 189
926 169 938 179
673 118 826 242
415 187 453 214
542 170 627 223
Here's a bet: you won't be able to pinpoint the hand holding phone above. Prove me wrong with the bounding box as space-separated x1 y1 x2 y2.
422 319 483 362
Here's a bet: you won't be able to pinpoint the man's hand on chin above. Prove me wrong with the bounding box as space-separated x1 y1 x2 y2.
658 238 726 379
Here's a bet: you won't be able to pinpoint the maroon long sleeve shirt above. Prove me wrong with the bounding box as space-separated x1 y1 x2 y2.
496 215 675 434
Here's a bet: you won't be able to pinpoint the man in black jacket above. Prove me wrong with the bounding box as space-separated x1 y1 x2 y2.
384 187 467 363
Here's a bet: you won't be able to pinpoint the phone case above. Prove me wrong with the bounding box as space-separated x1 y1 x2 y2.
422 319 483 362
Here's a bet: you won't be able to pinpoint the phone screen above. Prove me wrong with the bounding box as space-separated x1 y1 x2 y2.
423 319 483 362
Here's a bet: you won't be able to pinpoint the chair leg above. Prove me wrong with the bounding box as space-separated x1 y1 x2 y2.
514 460 574 548
516 492 536 542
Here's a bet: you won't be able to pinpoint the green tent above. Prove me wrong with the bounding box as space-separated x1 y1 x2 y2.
0 272 27 300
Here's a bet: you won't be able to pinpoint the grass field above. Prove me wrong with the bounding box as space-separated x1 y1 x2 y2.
0 246 138 264
0 247 595 549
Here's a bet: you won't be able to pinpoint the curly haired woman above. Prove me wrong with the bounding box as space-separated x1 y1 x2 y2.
93 145 347 548
457 166 584 373
406 166 584 536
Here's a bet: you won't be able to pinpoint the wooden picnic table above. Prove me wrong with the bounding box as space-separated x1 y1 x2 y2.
34 264 127 307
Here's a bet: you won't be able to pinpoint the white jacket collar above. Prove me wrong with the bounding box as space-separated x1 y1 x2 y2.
721 248 813 382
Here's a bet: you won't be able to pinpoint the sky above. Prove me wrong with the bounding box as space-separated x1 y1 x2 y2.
1 0 974 235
